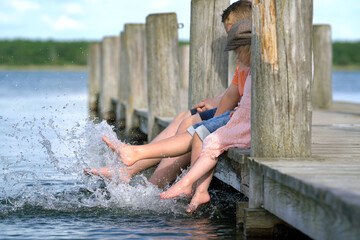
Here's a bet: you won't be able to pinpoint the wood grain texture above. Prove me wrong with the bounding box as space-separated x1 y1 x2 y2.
100 36 120 120
264 177 360 240
244 208 284 237
247 106 360 238
146 13 180 141
178 44 190 89
122 24 147 132
88 42 101 111
188 0 229 107
118 32 129 123
312 25 332 110
251 0 313 158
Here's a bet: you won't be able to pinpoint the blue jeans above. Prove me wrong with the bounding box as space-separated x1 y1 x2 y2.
186 110 231 141
190 107 217 121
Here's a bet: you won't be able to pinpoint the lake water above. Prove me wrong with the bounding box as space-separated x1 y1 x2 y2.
0 70 359 239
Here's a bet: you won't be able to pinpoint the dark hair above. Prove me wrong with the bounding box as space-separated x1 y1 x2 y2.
221 0 252 23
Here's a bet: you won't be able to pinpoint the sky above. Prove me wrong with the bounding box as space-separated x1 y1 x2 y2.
0 0 359 42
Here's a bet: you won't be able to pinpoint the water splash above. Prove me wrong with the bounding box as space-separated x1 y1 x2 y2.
0 117 189 217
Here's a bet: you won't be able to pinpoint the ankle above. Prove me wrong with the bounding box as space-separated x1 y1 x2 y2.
194 188 209 195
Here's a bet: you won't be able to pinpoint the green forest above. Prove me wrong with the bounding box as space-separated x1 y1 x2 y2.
0 39 359 68
0 40 89 66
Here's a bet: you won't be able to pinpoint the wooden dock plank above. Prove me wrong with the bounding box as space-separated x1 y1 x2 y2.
246 102 360 239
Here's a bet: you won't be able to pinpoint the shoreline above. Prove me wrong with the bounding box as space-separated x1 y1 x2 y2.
0 65 359 71
332 65 360 71
0 65 87 71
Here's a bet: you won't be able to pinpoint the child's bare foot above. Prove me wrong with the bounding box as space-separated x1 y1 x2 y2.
102 136 138 166
159 178 193 199
84 167 131 183
186 190 210 213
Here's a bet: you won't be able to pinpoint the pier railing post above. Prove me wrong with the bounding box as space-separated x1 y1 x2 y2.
247 0 313 236
88 42 101 113
251 0 313 159
100 36 121 121
117 31 128 127
179 44 190 90
312 24 332 109
188 0 229 107
119 24 147 133
146 13 180 141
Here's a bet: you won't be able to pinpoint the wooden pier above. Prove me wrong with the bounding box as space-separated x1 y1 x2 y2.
235 102 360 238
87 0 360 238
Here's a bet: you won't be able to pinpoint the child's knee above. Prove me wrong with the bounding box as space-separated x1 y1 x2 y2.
173 110 191 123
177 114 201 134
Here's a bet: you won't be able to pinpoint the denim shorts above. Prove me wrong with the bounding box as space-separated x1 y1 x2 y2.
190 108 217 121
187 110 231 141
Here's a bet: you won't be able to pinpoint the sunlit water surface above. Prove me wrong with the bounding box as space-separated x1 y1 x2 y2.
0 70 244 239
0 70 359 239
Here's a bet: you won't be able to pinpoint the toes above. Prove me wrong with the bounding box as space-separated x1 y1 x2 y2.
84 168 97 176
84 168 90 175
186 204 197 213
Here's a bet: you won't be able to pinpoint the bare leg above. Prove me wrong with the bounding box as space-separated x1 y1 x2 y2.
148 152 191 188
158 133 207 199
85 111 190 179
84 167 132 183
84 157 162 182
190 134 203 166
85 111 201 183
103 132 193 166
186 168 215 213
159 154 218 199
151 110 192 142
147 114 202 187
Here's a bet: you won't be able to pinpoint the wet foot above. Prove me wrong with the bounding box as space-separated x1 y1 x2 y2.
102 136 138 166
84 167 131 183
186 191 210 213
159 178 193 199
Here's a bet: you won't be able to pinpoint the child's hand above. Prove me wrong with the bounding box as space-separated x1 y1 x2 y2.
193 98 218 112
230 105 239 118
193 101 207 112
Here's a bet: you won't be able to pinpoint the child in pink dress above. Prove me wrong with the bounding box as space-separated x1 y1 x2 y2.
159 19 252 212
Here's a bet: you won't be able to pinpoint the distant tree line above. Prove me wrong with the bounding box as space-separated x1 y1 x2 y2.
0 39 89 66
333 41 360 66
0 39 359 67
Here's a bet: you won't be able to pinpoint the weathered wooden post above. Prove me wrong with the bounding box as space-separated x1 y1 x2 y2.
99 36 121 121
179 44 190 89
312 24 332 109
88 42 101 112
247 0 313 237
189 0 229 107
251 0 313 159
118 24 147 133
117 31 128 127
146 13 180 141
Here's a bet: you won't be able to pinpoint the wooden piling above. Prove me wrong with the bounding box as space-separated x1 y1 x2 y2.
88 42 101 112
179 44 190 89
146 13 180 141
188 0 229 107
100 36 121 121
247 0 314 237
312 24 332 109
244 208 284 237
119 24 147 132
117 31 127 126
251 0 313 158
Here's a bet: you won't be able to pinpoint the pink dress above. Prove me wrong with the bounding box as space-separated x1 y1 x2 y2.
201 73 251 159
